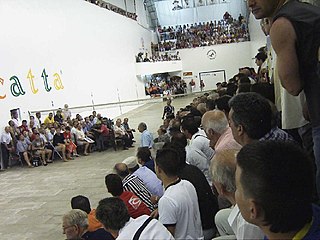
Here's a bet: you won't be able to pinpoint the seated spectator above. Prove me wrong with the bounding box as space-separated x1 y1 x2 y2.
16 133 33 167
18 120 29 134
96 197 173 240
201 110 241 152
52 126 68 162
122 117 135 141
63 126 78 158
113 119 133 150
136 147 155 173
70 195 104 232
155 147 203 239
62 104 71 121
138 122 153 149
92 121 110 152
228 93 292 146
165 138 219 240
62 209 113 240
31 133 52 166
211 149 264 239
54 109 64 125
154 125 170 144
44 112 54 126
236 141 320 240
114 163 155 211
105 174 150 218
122 156 163 197
74 123 90 156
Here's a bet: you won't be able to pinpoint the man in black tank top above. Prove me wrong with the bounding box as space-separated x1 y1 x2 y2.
248 0 320 197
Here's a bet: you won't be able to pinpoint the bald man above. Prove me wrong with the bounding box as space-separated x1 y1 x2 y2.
201 110 241 152
211 149 263 240
114 163 155 211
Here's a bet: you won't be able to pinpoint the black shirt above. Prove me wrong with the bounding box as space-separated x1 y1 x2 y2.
82 228 114 240
53 134 65 146
178 163 218 230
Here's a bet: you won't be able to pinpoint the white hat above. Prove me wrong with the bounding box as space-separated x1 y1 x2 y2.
122 156 139 169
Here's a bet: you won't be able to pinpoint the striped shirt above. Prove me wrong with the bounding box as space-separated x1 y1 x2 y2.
122 174 155 211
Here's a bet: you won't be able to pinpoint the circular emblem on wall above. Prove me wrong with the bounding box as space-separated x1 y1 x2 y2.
207 49 217 60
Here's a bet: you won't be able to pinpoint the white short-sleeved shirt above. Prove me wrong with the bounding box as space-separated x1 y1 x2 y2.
228 205 264 240
117 215 174 240
159 179 204 240
190 130 215 162
1 132 12 144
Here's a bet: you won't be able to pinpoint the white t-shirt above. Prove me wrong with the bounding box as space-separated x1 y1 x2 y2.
1 132 12 144
190 130 215 162
159 179 204 240
228 205 264 240
117 215 174 240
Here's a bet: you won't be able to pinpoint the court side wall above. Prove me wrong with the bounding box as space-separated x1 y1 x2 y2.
0 0 152 127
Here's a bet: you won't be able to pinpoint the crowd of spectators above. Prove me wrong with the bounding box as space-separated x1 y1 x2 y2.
0 105 137 170
85 0 137 21
61 71 318 239
155 13 249 51
144 74 187 97
136 50 181 63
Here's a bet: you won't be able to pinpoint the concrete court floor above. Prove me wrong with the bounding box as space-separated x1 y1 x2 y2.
0 95 196 240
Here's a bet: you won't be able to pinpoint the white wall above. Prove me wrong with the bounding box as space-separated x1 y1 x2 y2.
0 0 152 127
179 42 253 91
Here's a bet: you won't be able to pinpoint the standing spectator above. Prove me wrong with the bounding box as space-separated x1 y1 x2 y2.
62 104 72 121
44 113 54 126
138 122 153 149
34 112 42 128
249 0 320 198
162 99 175 120
1 126 14 170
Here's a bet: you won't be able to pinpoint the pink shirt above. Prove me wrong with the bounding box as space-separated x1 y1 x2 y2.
215 127 241 152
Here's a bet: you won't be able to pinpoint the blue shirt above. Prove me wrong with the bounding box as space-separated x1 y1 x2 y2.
133 166 163 197
140 130 153 148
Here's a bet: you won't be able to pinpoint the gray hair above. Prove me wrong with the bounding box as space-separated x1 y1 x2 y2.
206 110 228 134
63 209 88 229
211 150 238 193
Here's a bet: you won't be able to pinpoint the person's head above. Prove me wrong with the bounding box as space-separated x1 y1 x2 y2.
105 174 124 196
248 0 285 20
136 147 152 165
155 148 180 180
92 111 96 117
180 117 198 139
36 112 41 119
157 125 167 136
122 156 139 173
236 141 314 235
65 126 71 132
201 110 229 148
34 132 40 140
116 118 121 127
255 52 267 67
95 197 130 238
22 120 27 126
50 127 55 134
8 120 14 127
64 104 69 109
123 118 128 124
48 113 53 119
71 195 91 214
197 103 207 116
215 95 232 117
211 149 238 204
113 163 129 179
138 122 147 133
18 133 24 141
167 99 172 106
206 99 216 111
55 127 61 135
228 93 272 146
11 110 18 119
62 209 88 240
56 110 62 116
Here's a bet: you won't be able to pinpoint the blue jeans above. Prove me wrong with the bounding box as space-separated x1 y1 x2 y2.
313 126 320 198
